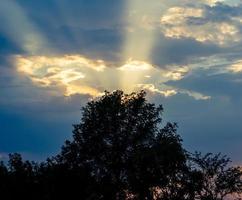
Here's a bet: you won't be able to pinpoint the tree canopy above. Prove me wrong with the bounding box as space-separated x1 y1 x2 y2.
0 90 241 200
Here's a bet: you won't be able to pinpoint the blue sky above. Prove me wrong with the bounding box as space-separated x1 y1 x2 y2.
0 0 242 163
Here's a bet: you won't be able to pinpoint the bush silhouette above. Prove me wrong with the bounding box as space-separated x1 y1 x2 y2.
0 90 241 200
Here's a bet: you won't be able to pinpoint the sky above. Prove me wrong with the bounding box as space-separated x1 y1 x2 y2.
0 0 242 163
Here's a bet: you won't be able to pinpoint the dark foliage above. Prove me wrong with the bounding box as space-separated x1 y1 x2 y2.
0 90 241 200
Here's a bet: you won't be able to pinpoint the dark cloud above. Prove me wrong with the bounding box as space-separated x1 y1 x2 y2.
151 34 221 66
15 0 125 28
203 3 242 22
44 27 124 62
167 69 242 100
0 0 125 62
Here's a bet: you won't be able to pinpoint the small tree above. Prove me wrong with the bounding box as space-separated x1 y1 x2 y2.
190 152 242 200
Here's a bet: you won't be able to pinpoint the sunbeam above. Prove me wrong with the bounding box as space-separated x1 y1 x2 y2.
120 0 163 91
7 0 212 101
122 0 161 61
0 0 50 54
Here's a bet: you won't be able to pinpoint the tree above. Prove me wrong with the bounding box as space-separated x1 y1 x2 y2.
0 160 8 196
58 90 188 199
7 153 40 200
190 152 242 200
0 90 242 200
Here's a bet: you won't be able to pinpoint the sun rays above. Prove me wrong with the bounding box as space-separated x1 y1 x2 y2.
6 0 212 100
0 0 50 54
122 0 162 61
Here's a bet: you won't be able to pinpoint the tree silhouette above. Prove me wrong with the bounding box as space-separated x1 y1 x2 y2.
0 90 241 200
58 90 189 199
189 152 242 200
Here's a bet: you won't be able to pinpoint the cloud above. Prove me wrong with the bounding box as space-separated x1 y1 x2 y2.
15 55 107 97
137 83 211 100
136 84 177 97
4 0 241 103
180 89 211 100
0 0 125 63
12 54 211 101
118 59 153 71
167 68 242 101
162 66 189 81
229 60 242 73
151 35 221 67
160 4 242 45
203 0 225 5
